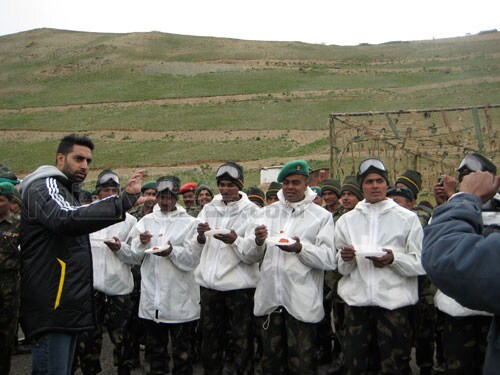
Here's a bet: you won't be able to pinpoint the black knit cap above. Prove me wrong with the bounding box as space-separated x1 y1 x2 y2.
216 162 244 190
95 169 120 191
387 186 415 201
320 178 341 198
341 175 363 201
156 176 181 196
266 181 281 199
357 158 390 187
195 183 214 202
396 170 422 199
247 187 265 207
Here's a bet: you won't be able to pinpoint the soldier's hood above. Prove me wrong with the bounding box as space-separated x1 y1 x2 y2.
19 165 67 199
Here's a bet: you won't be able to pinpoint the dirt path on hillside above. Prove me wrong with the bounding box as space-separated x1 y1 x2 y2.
82 153 331 182
0 90 336 114
8 129 331 180
14 154 331 181
1 75 499 114
2 129 328 145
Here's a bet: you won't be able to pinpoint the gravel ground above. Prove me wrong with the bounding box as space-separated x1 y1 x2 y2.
10 334 420 374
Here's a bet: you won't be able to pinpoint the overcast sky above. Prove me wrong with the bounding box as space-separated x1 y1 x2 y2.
1 0 499 46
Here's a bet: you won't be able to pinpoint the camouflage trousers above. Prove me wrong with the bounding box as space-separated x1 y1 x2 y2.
412 275 437 373
145 319 195 375
200 287 255 375
442 312 491 374
317 279 334 363
74 291 134 374
412 301 436 373
0 271 19 375
257 307 318 375
343 305 413 375
129 265 146 365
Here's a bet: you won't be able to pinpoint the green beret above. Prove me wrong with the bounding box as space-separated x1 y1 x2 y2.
341 175 363 201
0 181 15 196
141 181 158 193
311 186 322 195
0 163 19 185
320 178 341 197
247 187 265 207
277 160 309 183
396 170 422 198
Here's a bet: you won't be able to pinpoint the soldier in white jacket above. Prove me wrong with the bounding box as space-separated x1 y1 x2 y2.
245 160 337 375
192 162 260 375
336 158 424 374
130 176 199 375
74 169 138 375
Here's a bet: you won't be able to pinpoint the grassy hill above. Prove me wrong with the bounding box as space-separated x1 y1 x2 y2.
1 28 499 191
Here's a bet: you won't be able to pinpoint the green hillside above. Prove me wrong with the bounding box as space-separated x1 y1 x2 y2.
1 28 499 190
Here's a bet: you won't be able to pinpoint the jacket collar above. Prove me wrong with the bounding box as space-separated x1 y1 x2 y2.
210 191 253 214
355 197 396 214
277 186 315 213
19 165 69 199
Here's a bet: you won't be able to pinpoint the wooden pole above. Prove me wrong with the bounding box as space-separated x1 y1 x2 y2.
329 115 335 178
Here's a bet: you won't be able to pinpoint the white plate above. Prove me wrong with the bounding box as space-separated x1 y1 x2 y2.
205 228 231 236
356 251 386 257
145 245 170 254
267 237 296 246
103 238 116 243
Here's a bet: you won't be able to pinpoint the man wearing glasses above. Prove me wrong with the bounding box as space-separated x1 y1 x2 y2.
193 162 260 375
336 158 424 374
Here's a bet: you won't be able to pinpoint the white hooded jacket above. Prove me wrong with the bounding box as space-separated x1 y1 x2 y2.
90 212 137 296
244 187 336 323
130 205 200 323
433 207 498 318
192 191 261 291
336 198 424 310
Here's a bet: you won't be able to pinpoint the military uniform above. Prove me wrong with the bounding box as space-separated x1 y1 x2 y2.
0 210 20 374
338 161 425 374
396 170 437 374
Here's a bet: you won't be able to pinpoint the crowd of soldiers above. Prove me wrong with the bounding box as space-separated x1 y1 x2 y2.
1 133 499 375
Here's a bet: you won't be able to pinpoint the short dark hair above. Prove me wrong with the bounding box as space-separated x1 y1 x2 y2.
56 134 94 156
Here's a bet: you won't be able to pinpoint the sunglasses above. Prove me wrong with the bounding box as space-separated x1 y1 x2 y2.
157 179 180 195
358 158 387 175
216 164 242 180
457 155 484 174
97 173 120 186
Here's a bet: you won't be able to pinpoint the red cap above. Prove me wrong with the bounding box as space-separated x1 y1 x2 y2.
179 182 197 194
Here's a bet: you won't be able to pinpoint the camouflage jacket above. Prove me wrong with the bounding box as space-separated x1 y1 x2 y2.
0 213 20 271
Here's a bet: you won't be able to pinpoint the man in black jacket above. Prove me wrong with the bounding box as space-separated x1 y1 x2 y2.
19 134 143 375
